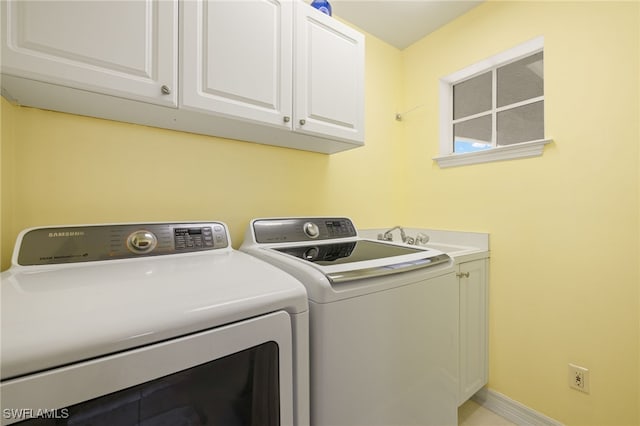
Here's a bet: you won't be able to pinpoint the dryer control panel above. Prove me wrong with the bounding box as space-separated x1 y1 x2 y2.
253 217 357 243
16 222 229 266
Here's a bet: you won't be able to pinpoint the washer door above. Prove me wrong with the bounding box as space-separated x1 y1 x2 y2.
274 240 450 283
1 312 294 426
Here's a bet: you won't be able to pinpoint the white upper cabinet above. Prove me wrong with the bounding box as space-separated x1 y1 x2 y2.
180 0 293 127
294 5 364 143
1 0 178 107
1 0 364 154
181 0 364 145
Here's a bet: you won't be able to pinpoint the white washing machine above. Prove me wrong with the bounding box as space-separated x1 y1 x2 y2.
1 222 309 426
241 217 459 426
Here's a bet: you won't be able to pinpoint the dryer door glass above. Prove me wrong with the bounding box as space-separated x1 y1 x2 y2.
13 342 280 426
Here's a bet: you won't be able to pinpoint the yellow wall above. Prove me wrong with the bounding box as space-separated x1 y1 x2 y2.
402 1 639 425
0 91 16 271
1 2 639 425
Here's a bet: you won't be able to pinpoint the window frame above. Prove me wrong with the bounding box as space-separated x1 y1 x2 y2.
435 36 552 168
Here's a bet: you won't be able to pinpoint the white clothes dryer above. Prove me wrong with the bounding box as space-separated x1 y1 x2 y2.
1 222 309 426
241 217 459 426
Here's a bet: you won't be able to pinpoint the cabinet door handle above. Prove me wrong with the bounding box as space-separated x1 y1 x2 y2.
283 116 291 123
299 119 306 125
161 85 171 95
457 272 470 278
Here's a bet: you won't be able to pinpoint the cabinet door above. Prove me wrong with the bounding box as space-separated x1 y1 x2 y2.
1 0 177 107
294 3 365 144
458 259 489 405
181 0 293 128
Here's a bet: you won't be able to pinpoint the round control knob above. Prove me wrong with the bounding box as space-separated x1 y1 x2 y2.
127 230 157 254
303 222 320 239
303 247 319 261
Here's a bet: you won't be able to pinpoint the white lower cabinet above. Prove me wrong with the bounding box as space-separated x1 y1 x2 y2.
458 258 489 406
1 0 364 154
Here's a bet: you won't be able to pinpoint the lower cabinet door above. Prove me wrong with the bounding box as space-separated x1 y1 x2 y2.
459 259 489 405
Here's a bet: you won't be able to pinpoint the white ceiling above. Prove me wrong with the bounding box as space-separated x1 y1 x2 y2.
331 0 484 50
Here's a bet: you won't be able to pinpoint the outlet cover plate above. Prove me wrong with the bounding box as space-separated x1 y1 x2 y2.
568 363 590 393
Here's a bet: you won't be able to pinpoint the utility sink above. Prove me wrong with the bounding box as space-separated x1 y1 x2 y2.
368 226 486 257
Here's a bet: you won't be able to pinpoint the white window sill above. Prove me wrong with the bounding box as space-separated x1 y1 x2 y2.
433 138 553 168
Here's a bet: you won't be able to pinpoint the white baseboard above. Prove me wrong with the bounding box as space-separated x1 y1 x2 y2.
472 387 564 426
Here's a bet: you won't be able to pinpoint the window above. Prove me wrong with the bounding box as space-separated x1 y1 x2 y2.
435 37 552 168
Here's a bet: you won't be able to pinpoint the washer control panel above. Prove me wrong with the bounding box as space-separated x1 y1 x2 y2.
17 222 229 266
253 217 357 243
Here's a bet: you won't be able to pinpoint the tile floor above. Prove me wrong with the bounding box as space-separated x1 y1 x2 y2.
458 399 517 426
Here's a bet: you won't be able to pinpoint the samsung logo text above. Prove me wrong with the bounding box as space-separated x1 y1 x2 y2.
48 231 85 238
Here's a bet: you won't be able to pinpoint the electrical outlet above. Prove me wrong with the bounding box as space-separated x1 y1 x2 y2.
568 363 590 393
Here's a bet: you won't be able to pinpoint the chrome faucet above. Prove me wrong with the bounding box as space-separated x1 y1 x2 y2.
378 226 409 243
415 232 430 245
378 226 430 245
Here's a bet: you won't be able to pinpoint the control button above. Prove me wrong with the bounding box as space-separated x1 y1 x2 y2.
303 247 319 260
127 230 157 254
303 222 320 239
